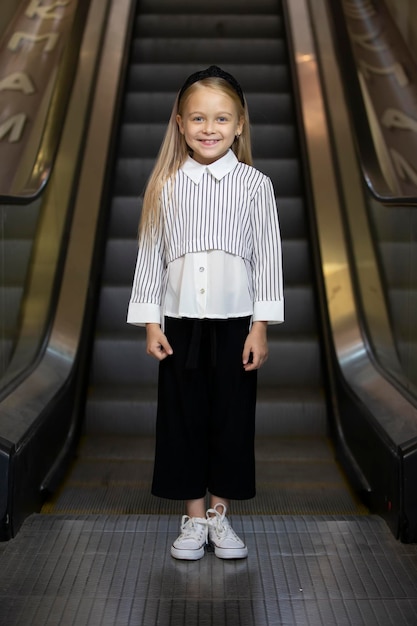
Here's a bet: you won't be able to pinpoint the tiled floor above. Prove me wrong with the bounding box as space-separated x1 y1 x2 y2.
0 514 417 625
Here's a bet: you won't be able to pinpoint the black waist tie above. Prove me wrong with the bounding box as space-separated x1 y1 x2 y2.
185 319 218 370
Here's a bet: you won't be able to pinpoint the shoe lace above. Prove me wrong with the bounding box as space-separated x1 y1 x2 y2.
180 515 208 543
206 504 229 538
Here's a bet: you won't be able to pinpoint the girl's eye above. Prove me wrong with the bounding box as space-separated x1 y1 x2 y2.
218 117 228 122
193 116 204 122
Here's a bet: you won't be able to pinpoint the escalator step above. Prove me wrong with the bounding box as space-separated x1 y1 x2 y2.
122 92 295 124
126 64 291 93
138 0 282 14
253 158 301 195
131 38 286 64
135 14 283 38
85 387 327 437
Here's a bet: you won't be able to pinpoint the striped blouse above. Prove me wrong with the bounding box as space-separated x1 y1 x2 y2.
127 150 284 325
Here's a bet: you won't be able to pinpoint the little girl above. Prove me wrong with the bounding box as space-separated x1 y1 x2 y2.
127 65 284 560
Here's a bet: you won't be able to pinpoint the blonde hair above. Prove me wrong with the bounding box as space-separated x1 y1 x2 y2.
139 77 253 237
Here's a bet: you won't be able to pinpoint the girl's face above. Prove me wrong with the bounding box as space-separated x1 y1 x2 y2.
177 85 244 165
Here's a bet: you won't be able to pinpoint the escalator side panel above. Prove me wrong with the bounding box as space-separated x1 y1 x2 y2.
298 0 417 540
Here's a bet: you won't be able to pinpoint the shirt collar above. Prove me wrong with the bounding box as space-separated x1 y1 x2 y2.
181 149 238 184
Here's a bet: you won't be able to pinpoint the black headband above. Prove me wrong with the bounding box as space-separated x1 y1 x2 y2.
178 65 245 107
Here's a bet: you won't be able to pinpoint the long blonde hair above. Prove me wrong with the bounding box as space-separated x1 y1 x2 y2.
139 76 253 237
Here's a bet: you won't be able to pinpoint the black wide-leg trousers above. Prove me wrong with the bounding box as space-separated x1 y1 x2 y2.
151 316 257 501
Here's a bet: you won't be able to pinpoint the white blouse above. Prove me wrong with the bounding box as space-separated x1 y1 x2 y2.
165 250 252 319
127 150 284 325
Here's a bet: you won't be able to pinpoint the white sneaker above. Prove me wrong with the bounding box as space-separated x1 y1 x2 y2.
171 515 208 560
206 503 248 559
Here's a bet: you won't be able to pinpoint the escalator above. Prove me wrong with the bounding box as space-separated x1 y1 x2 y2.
0 0 414 539
40 0 364 519
0 0 415 541
2 1 417 623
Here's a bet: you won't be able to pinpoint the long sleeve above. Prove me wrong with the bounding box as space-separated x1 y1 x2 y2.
127 220 166 326
250 176 284 323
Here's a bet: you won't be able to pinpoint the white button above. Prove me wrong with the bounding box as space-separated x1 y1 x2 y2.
200 288 205 294
199 267 205 272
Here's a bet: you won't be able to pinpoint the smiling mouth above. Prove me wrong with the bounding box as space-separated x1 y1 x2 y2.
199 139 220 145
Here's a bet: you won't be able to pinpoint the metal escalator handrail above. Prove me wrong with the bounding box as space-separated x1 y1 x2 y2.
0 0 90 202
327 0 417 206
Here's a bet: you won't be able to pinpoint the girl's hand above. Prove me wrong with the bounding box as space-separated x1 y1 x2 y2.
242 321 268 371
145 323 173 360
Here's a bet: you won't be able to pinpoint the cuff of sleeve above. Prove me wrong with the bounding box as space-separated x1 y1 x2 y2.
127 302 161 326
253 299 284 324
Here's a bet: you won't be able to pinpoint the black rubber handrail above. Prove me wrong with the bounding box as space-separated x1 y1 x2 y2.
0 0 91 203
327 0 417 206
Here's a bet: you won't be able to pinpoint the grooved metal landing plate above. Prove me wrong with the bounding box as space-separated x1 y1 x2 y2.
1 514 417 625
